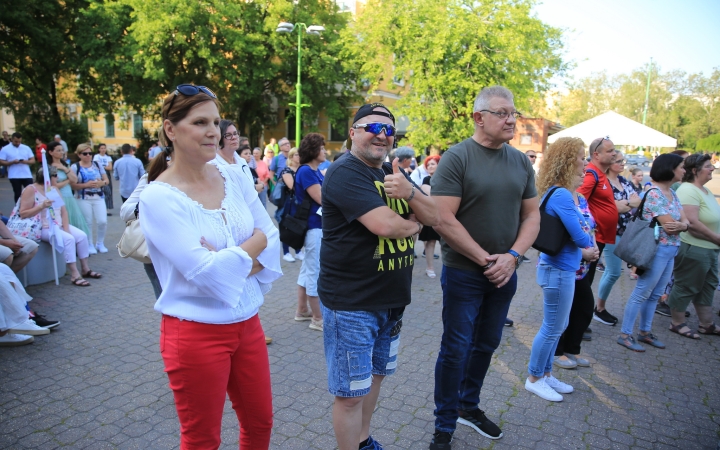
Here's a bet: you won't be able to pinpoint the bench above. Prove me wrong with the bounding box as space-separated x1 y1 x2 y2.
20 241 66 287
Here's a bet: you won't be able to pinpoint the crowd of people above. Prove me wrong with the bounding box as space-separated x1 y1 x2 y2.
1 83 719 450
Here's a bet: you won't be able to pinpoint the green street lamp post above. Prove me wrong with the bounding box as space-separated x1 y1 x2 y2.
276 22 325 146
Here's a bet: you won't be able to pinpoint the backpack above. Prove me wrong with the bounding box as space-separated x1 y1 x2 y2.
271 169 293 207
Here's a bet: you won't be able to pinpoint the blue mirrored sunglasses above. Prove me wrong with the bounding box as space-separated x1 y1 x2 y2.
167 84 217 117
353 122 396 137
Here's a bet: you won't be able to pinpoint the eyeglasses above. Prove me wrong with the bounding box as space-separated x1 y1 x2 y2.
167 84 217 116
527 155 537 159
590 136 611 153
223 131 239 141
352 122 396 137
80 152 92 156
478 110 522 120
613 159 626 165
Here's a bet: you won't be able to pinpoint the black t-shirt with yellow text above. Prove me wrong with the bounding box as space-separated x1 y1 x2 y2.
318 153 418 311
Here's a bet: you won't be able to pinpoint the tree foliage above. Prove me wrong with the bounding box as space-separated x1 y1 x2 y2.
75 0 360 144
551 66 720 150
342 0 566 149
0 0 91 146
696 133 720 152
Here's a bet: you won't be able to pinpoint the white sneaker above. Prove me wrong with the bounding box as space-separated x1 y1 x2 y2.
88 245 98 255
525 377 563 402
96 243 109 253
8 319 50 336
0 333 34 347
545 375 573 394
295 250 305 261
283 253 296 262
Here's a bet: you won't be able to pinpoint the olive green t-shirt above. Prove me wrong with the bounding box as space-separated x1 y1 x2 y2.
677 182 720 250
431 138 537 271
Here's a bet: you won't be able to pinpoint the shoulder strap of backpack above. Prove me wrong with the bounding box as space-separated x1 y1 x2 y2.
586 169 600 197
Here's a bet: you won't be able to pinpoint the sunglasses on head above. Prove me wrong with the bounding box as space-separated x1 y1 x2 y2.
167 84 217 116
590 136 611 153
80 152 92 156
352 122 396 137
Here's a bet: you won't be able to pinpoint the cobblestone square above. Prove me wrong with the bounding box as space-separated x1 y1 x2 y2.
1 180 719 449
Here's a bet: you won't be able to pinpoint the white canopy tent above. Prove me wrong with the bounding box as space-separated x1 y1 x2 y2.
548 111 677 149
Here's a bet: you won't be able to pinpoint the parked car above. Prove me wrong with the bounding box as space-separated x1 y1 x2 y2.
626 154 651 166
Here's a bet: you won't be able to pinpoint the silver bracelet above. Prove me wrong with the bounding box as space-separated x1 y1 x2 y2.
406 185 416 202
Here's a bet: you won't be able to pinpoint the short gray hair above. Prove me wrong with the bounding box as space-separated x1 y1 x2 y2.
278 137 290 146
473 86 514 112
395 146 415 162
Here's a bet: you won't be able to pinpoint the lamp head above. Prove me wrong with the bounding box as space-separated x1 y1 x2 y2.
276 22 294 33
307 25 325 33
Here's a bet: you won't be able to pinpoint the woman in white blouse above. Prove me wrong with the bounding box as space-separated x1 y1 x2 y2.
139 85 282 449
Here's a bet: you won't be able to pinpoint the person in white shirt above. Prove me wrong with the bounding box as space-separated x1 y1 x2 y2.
93 144 114 214
139 84 281 449
0 132 36 202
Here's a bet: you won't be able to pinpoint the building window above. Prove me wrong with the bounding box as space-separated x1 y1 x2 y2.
520 133 532 145
133 114 143 135
105 114 115 138
330 120 349 142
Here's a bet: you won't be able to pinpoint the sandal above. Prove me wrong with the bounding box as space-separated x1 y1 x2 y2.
82 270 102 279
669 322 700 340
698 323 720 336
71 278 90 287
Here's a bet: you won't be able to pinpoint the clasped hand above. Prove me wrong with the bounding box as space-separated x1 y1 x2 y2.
483 253 516 288
384 158 413 200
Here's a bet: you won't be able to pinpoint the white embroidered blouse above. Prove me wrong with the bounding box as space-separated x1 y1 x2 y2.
139 164 282 324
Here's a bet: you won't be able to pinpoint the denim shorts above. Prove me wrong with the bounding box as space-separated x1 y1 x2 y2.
321 303 403 398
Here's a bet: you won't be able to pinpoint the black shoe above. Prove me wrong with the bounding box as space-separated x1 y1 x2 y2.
504 318 514 327
593 307 618 325
596 263 605 272
31 313 59 329
107 212 113 216
586 327 592 334
457 409 503 440
655 302 671 317
582 332 592 341
429 431 453 450
685 310 691 318
434 254 440 260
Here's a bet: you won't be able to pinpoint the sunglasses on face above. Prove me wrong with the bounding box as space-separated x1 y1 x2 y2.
80 152 92 156
527 155 536 159
167 84 217 116
352 122 396 137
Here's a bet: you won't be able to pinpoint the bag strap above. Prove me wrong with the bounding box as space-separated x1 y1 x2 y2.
134 203 139 220
586 169 600 198
539 186 563 212
632 187 660 226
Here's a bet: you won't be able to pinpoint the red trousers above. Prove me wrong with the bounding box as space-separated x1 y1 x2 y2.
160 314 273 449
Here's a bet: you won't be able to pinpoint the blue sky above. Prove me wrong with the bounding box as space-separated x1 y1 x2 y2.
533 0 720 83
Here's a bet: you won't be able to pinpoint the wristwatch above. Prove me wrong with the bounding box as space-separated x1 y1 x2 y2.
508 249 522 269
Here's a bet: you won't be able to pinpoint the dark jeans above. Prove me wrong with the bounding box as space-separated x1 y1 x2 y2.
434 265 516 433
10 178 33 203
144 263 162 300
103 182 114 210
555 275 594 356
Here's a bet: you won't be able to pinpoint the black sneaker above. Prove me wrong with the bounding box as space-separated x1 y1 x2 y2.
596 263 605 272
31 313 60 329
429 431 453 450
457 409 503 440
504 318 514 327
582 332 592 341
593 307 618 325
655 302 671 317
685 310 691 318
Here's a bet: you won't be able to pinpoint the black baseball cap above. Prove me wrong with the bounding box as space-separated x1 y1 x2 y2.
353 103 395 125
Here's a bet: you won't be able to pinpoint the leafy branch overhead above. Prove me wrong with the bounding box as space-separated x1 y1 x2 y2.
343 0 566 149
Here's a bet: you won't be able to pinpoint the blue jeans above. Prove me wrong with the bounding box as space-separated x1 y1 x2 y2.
321 304 402 398
433 266 516 433
528 263 576 377
144 263 163 300
620 244 678 335
598 235 622 301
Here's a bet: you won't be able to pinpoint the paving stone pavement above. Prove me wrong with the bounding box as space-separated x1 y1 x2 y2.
1 179 719 449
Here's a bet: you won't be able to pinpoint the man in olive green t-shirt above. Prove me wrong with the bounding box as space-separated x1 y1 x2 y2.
428 86 539 448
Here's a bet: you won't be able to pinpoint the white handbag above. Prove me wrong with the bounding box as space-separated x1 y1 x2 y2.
117 204 151 264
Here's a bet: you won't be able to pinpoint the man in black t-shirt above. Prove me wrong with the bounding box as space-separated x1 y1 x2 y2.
319 103 438 450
